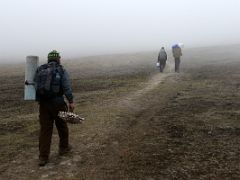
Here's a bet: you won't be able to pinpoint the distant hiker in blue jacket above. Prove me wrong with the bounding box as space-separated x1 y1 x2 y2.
172 44 183 73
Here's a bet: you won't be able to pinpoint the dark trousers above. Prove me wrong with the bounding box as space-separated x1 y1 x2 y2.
159 59 166 72
39 100 69 160
175 58 181 72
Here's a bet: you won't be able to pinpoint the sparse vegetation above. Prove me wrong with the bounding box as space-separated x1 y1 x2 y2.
1 46 240 179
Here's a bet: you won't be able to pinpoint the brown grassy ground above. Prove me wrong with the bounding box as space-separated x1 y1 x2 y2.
1 45 240 179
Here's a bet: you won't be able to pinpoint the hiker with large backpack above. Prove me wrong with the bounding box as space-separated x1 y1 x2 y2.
34 50 75 166
172 44 183 73
157 47 168 73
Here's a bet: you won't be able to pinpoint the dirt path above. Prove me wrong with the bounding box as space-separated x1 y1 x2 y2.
119 61 174 109
119 73 172 110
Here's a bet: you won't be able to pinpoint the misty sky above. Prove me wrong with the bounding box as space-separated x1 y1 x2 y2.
0 0 240 60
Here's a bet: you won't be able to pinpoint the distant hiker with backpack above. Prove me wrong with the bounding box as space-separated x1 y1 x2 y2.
172 44 183 73
157 47 167 73
34 50 74 166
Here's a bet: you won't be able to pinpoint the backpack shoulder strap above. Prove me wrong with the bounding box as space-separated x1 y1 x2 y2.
56 64 64 75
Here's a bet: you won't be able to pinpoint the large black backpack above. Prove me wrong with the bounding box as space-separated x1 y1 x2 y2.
35 62 64 100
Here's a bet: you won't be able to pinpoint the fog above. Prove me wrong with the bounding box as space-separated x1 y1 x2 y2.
0 0 240 61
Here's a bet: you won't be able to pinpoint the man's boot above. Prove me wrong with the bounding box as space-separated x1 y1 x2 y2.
59 145 72 156
39 158 48 166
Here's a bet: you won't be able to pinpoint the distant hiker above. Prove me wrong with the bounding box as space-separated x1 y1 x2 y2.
157 47 167 72
34 50 75 166
172 44 183 73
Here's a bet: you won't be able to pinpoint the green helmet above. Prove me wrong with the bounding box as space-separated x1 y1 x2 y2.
48 50 61 60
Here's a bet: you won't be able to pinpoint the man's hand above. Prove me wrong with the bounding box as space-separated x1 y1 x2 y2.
69 102 75 112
